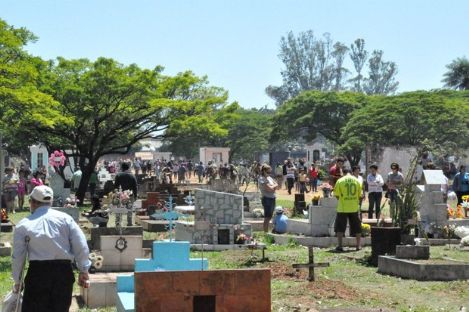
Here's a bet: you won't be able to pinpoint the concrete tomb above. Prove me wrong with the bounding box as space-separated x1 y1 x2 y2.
115 240 208 312
175 189 252 245
134 269 271 312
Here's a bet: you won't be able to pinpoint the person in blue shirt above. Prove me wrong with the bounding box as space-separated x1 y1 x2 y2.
272 206 288 234
12 185 91 312
452 165 469 205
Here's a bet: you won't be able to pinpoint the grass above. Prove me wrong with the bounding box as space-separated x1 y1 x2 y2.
1 209 469 311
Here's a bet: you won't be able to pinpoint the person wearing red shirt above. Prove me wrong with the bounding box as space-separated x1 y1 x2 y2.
329 157 345 187
308 164 319 192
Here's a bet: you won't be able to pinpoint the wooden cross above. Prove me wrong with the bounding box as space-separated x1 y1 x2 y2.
292 246 329 281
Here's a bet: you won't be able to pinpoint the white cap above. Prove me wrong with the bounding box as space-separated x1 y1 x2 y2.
29 185 54 203
275 206 284 214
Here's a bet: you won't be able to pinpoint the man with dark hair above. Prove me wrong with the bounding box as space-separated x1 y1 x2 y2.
329 157 345 187
12 185 90 311
114 162 138 226
367 164 384 219
452 165 469 205
333 168 362 251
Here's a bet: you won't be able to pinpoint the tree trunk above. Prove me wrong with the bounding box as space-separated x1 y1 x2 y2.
345 150 361 167
76 158 97 206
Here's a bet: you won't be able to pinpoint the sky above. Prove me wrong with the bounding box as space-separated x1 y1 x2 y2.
1 0 468 108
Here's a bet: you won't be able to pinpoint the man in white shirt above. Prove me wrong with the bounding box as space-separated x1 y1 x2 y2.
12 185 91 311
367 164 384 219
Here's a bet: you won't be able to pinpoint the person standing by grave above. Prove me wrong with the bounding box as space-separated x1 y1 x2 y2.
195 161 205 184
333 169 362 251
308 163 319 193
71 166 82 195
178 163 187 184
366 164 384 219
187 160 193 180
258 164 278 232
3 167 18 214
133 158 141 175
114 162 138 226
285 160 296 195
17 168 27 211
298 168 308 194
452 165 469 205
329 157 344 187
11 185 91 311
386 163 405 219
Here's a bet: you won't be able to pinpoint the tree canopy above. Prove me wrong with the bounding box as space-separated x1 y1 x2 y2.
0 18 64 135
14 56 236 202
442 57 469 90
340 90 469 158
266 31 399 106
271 91 368 164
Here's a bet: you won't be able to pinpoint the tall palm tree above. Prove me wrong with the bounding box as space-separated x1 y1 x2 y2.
442 57 469 90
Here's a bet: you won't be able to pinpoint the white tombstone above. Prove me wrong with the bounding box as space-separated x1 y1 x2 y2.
416 170 448 226
49 172 71 204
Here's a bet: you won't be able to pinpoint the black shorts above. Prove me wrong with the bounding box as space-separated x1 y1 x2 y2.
261 197 276 218
334 212 361 235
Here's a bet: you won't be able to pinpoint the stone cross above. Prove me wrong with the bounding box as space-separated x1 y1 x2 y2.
292 246 329 281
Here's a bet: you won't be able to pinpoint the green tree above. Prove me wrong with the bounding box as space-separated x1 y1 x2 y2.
442 57 469 90
267 31 399 106
349 39 368 92
271 91 368 165
215 107 273 162
340 90 469 158
0 18 65 146
23 57 234 203
162 107 272 163
363 50 399 95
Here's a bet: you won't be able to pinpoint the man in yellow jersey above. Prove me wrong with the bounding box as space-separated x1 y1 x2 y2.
333 168 362 251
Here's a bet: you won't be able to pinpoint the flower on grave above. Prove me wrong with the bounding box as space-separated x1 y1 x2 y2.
235 233 250 244
361 223 371 236
447 206 455 218
456 205 464 219
312 194 321 202
1 208 8 223
48 150 66 168
442 224 456 239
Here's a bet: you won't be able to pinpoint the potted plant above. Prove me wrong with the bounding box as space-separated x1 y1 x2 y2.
371 155 420 265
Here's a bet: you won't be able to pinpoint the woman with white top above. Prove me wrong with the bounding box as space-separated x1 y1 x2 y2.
367 164 384 219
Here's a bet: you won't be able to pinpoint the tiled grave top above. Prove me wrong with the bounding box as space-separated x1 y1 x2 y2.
116 240 208 312
194 188 243 224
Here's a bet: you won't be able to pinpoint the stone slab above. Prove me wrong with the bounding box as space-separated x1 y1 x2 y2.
396 245 430 259
80 272 119 308
243 219 264 231
90 226 143 250
140 220 169 232
190 243 267 251
378 255 469 281
0 242 12 257
268 233 371 248
100 235 143 272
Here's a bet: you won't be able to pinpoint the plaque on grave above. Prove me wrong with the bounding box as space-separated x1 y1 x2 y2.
218 229 230 244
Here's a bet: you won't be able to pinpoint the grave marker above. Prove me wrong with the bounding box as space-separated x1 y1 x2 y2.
292 247 329 281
